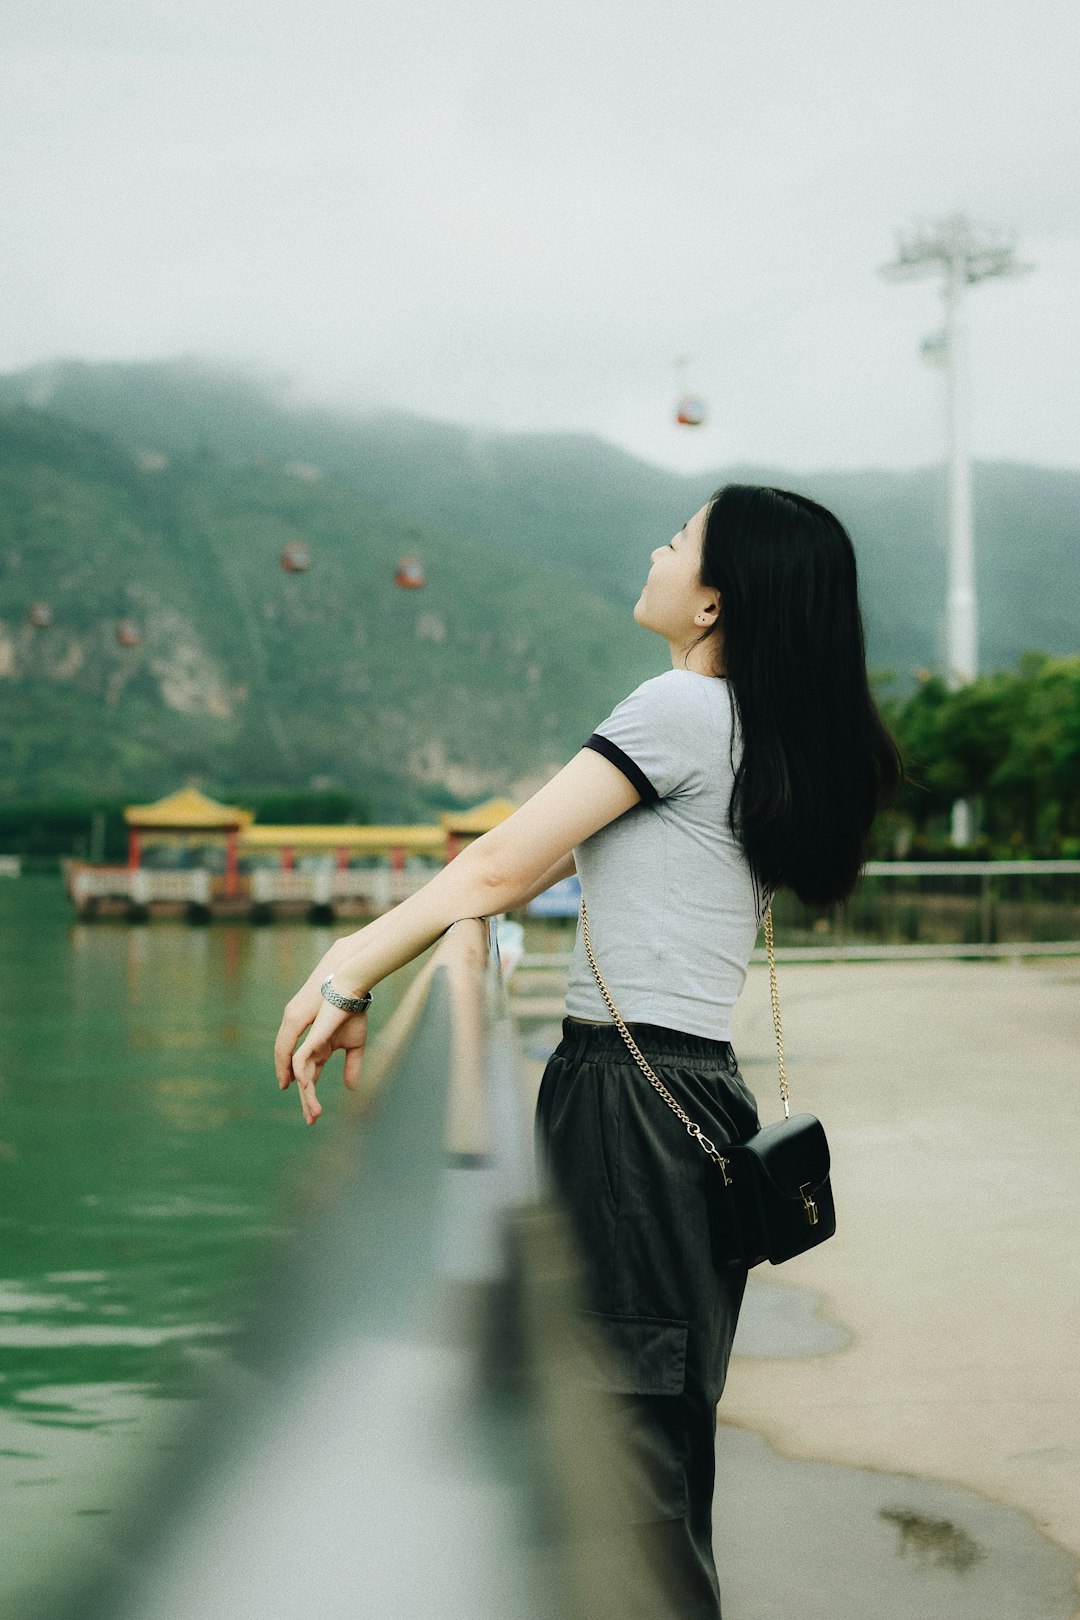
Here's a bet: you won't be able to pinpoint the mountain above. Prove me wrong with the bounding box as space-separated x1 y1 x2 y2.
0 407 661 811
0 359 1077 810
1 359 1078 683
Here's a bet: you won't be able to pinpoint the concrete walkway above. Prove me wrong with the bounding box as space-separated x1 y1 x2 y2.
515 956 1080 1618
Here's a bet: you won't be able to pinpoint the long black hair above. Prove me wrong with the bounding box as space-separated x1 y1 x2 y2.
693 484 903 906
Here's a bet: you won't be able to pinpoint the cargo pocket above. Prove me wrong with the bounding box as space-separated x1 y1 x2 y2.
575 1310 690 1523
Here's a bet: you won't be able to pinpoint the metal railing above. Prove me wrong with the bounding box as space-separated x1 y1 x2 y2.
43 919 673 1620
513 861 1080 966
67 863 434 917
249 866 430 907
70 867 212 907
130 869 212 906
778 859 1080 957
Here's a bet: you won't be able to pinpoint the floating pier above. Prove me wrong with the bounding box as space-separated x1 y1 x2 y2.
65 786 517 921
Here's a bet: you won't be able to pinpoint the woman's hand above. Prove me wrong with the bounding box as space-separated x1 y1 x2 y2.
275 996 368 1127
287 1003 368 1126
275 935 370 1126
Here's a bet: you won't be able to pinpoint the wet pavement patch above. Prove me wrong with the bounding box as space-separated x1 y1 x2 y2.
879 1506 986 1572
713 1426 1078 1620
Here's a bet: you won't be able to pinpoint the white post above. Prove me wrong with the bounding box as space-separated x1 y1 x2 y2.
880 216 1031 852
943 249 976 847
943 254 977 691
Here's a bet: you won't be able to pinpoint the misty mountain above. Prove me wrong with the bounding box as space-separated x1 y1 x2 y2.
1 359 1076 685
0 360 1076 809
0 407 660 809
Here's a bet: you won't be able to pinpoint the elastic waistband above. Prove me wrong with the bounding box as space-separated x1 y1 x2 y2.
558 1015 737 1073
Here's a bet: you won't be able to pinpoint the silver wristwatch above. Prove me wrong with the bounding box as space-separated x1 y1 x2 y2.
320 975 372 1014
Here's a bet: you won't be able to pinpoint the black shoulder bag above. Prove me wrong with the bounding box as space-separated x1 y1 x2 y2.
580 900 836 1268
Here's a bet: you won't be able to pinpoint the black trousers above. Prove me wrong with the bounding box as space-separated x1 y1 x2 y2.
534 1016 761 1619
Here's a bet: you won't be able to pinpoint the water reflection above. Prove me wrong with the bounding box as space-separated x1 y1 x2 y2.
0 877 413 1611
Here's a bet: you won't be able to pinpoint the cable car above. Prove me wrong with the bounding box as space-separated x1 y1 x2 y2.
28 602 53 628
675 393 707 427
395 557 425 589
280 541 311 574
116 618 141 648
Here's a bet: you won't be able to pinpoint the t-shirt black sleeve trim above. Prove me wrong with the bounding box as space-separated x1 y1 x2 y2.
583 733 659 803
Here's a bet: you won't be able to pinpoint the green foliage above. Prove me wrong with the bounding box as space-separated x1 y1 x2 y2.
888 654 1080 851
0 797 128 860
2 359 1079 681
1 364 1077 848
243 789 371 825
0 788 376 859
0 403 660 815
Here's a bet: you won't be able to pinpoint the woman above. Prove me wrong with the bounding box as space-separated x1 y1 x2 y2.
275 484 903 1616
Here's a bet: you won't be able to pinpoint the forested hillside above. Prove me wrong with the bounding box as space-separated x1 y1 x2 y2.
0 408 659 811
0 359 1077 815
2 359 1078 678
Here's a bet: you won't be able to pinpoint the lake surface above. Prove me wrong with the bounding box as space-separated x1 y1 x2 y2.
0 877 414 1613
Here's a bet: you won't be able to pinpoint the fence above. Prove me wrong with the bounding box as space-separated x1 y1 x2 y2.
512 861 1080 971
42 918 674 1620
771 860 1080 958
69 867 212 909
249 866 430 908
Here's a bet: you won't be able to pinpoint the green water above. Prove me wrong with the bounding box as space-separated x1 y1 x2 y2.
0 877 412 1611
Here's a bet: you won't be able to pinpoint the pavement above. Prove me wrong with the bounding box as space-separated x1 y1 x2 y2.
513 955 1080 1620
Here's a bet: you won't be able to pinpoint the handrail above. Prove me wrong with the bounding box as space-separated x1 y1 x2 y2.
862 859 1080 876
43 916 676 1620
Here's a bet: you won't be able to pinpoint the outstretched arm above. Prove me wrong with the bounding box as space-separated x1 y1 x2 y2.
508 847 576 906
275 749 636 1122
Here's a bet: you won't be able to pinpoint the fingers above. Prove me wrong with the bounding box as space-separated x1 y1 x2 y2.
274 1024 298 1090
289 1003 341 1124
291 1037 325 1125
291 1029 327 1091
276 998 366 1125
275 984 334 1089
297 1072 321 1125
275 1000 312 1089
343 1045 363 1091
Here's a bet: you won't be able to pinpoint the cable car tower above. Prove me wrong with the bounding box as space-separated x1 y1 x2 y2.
881 214 1032 845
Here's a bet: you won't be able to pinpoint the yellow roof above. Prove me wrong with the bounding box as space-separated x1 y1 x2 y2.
439 797 517 835
124 787 254 830
240 824 446 853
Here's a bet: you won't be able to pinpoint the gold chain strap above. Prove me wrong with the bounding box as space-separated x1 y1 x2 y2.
762 905 791 1120
579 900 733 1182
579 899 791 1175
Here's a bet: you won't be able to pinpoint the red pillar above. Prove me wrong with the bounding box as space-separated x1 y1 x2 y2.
390 843 406 900
127 827 141 871
445 833 461 863
335 846 349 873
281 845 294 873
224 827 239 898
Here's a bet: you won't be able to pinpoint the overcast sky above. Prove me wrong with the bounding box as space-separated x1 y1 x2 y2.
3 0 1078 473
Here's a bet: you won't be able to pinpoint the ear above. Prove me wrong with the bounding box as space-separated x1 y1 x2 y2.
694 591 722 627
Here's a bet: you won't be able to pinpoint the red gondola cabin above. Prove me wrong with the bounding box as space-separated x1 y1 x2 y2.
280 541 311 573
675 393 707 427
395 557 425 589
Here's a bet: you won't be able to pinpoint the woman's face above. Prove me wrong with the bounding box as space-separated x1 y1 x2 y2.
633 502 720 655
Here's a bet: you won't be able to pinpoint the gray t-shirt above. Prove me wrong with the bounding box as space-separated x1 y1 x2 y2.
563 668 767 1041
